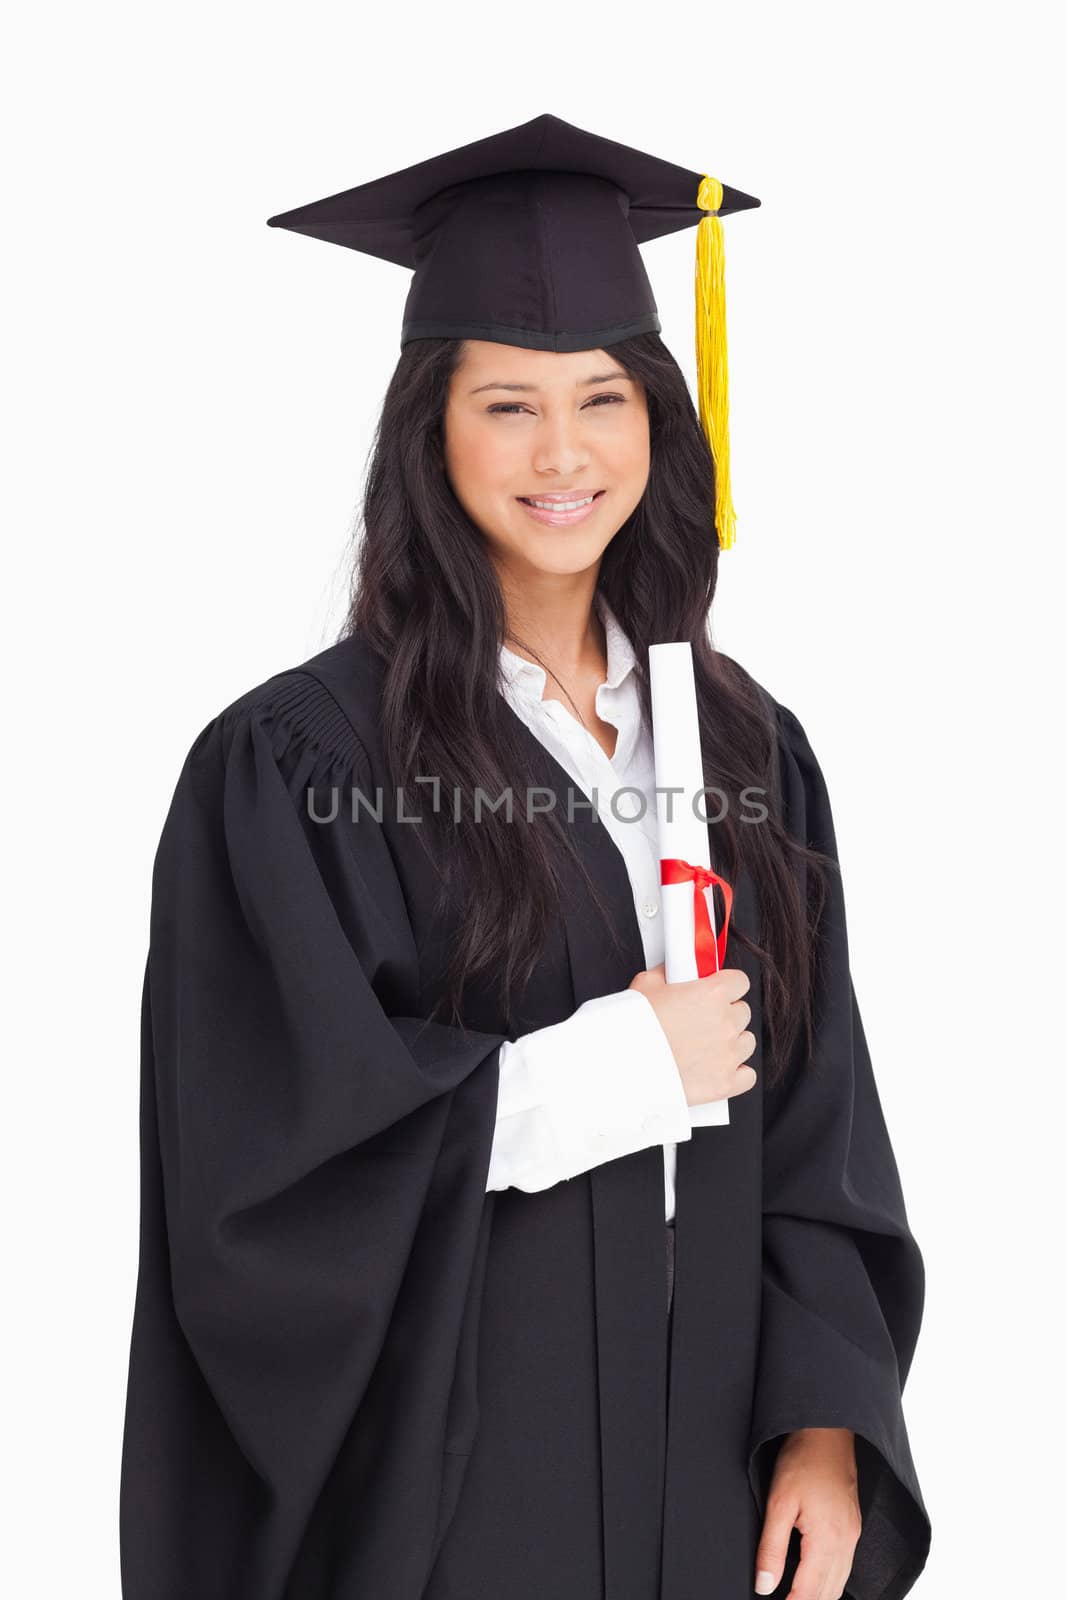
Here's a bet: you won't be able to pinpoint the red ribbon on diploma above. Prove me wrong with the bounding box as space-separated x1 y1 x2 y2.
659 858 734 976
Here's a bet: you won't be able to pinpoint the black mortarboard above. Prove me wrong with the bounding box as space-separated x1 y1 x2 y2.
267 114 760 548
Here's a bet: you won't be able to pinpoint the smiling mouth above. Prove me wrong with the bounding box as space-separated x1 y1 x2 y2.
517 490 606 511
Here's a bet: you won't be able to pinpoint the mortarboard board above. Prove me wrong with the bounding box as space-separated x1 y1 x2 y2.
267 114 760 549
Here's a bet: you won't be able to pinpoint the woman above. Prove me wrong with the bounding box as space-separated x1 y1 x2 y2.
119 117 931 1600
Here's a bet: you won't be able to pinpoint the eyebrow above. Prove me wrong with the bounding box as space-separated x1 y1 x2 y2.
468 369 633 395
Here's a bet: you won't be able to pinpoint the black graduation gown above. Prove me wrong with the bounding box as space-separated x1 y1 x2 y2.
119 630 931 1600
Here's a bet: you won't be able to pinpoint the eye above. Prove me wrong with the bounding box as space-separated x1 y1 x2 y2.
486 394 626 416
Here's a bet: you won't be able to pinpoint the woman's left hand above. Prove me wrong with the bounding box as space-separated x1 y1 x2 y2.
753 1427 861 1598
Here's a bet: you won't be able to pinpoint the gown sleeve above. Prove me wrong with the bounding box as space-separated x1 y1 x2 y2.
119 672 509 1600
746 702 933 1600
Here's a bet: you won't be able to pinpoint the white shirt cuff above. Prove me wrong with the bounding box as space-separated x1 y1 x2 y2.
486 988 692 1193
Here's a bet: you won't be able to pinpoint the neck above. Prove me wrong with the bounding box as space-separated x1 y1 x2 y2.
501 572 607 684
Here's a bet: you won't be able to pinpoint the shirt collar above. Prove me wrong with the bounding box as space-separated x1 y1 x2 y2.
498 592 638 702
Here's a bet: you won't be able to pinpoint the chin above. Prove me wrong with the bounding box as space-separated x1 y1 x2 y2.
522 540 612 578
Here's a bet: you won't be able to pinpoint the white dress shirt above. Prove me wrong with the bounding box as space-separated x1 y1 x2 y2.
485 592 701 1222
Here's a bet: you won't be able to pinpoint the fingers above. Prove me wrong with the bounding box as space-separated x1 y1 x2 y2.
756 1492 858 1599
754 1489 795 1593
734 1028 757 1065
782 1533 834 1600
727 1016 757 1097
726 966 750 1000
783 1529 853 1600
757 1535 851 1600
703 966 750 1001
728 1065 758 1098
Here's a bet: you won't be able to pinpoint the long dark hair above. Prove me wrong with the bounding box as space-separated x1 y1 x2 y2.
343 331 832 1087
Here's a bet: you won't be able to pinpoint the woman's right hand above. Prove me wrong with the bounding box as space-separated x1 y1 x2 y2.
628 963 757 1105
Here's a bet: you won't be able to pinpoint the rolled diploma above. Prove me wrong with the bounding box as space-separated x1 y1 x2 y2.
648 641 729 1127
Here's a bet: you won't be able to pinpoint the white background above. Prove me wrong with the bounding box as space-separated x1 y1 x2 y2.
5 2 1063 1595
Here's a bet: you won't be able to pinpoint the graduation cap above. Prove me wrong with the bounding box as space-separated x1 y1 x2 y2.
267 113 760 549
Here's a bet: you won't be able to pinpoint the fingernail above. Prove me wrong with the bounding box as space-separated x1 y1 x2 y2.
755 1572 777 1595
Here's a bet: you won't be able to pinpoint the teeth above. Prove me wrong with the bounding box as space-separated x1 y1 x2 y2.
524 494 596 511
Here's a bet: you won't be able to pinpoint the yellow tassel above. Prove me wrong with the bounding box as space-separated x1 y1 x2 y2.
695 174 736 550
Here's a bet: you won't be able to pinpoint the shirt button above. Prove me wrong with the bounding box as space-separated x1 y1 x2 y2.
641 899 659 918
642 1113 665 1135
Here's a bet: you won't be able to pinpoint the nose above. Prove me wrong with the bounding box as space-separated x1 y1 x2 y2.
529 409 591 481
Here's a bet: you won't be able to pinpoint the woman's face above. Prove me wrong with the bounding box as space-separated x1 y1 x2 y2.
442 340 650 582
